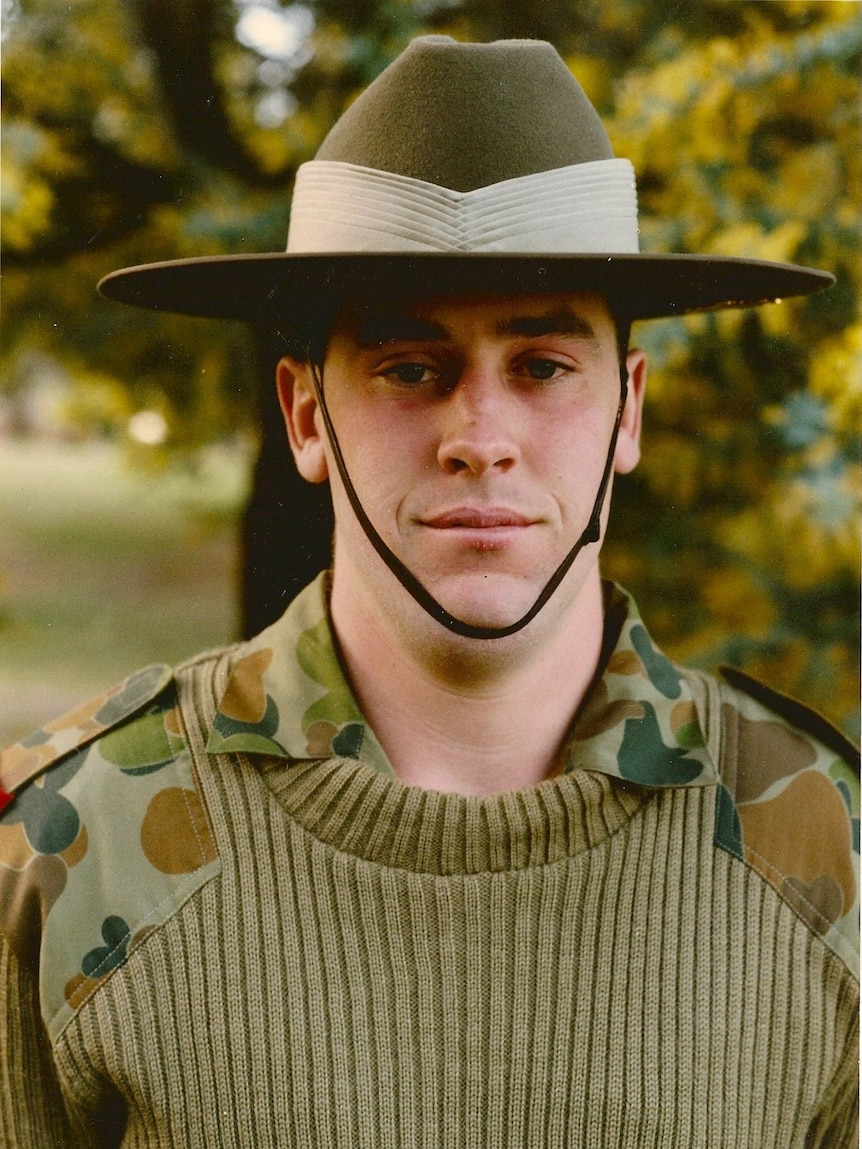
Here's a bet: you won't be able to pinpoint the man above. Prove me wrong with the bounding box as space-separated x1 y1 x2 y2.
0 36 857 1147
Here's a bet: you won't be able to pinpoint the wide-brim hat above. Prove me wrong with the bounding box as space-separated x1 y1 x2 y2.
98 36 833 324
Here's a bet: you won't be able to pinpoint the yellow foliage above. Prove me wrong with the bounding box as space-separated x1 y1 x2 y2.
1 166 54 251
701 566 778 634
721 479 860 592
564 54 612 108
638 431 704 508
0 118 82 252
757 298 796 338
773 148 851 227
707 221 808 264
604 4 859 730
809 325 862 434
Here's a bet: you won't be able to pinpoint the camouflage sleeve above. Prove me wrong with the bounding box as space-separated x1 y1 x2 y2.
711 666 859 979
0 933 82 1146
0 667 182 1143
0 663 219 1135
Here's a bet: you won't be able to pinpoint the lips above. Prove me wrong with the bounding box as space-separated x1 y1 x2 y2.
422 507 538 529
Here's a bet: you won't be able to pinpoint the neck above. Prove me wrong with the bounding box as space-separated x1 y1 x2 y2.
330 569 607 796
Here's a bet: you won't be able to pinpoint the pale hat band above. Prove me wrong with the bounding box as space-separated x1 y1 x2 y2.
286 158 640 256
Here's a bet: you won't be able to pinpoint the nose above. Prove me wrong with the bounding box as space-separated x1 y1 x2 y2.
436 367 521 476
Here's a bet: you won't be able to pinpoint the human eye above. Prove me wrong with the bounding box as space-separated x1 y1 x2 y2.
377 358 440 388
386 362 432 385
517 356 573 383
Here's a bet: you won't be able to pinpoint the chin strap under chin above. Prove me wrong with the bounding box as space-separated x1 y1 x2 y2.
308 359 629 640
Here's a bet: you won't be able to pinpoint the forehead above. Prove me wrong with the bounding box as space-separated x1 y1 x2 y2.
333 291 616 347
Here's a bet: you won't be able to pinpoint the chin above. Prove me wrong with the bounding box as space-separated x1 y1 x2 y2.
423 571 544 631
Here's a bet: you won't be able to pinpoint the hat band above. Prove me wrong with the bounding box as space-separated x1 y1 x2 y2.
286 159 639 256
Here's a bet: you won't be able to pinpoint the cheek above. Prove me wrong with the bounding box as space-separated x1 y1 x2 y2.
531 401 612 465
324 404 431 514
532 403 620 508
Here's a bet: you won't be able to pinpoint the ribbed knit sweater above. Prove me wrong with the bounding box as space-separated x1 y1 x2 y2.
1 581 857 1145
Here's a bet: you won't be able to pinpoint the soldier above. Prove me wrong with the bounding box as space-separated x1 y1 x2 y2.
1 36 857 1147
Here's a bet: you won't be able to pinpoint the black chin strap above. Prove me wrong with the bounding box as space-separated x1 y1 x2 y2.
309 360 629 640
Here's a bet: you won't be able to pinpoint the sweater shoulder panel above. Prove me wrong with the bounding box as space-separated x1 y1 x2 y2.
0 671 221 1042
695 667 860 978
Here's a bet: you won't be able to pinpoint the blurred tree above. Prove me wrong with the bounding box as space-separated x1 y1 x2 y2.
603 2 861 731
1 0 858 731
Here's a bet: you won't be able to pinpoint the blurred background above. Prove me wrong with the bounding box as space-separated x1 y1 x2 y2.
1 0 859 745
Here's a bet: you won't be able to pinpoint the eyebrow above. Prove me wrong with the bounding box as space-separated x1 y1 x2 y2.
352 304 598 348
353 312 449 348
495 307 597 341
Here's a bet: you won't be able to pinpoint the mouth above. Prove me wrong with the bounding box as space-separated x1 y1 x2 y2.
422 506 538 530
417 507 542 551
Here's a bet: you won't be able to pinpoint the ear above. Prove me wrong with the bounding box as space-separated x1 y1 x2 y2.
613 349 647 475
276 357 329 483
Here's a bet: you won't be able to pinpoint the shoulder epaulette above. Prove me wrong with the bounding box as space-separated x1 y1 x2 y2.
719 665 860 775
0 664 174 813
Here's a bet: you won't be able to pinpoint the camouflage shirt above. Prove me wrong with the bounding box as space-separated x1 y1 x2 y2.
0 574 858 1049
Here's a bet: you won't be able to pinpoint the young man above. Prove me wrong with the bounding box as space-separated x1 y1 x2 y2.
1 37 857 1147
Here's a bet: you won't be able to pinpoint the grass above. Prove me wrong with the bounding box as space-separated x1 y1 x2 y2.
0 438 250 746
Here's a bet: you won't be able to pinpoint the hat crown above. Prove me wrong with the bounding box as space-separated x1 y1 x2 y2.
316 36 614 192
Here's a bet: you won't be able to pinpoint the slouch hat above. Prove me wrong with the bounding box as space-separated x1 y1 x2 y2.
98 35 833 322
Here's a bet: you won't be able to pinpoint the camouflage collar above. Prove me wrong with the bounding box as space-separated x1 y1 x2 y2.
207 574 392 774
206 574 718 789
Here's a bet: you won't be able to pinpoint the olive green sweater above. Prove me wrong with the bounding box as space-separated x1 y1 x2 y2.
1 582 857 1145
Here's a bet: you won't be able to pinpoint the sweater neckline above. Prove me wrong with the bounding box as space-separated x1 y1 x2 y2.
257 755 648 875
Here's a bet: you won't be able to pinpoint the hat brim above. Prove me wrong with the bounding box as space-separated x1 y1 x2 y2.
97 252 833 324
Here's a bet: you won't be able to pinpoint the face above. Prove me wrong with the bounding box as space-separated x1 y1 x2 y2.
278 291 646 642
